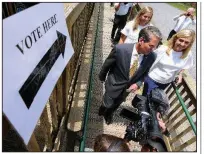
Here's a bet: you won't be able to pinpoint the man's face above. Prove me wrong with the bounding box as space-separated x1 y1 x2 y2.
187 8 194 16
173 37 192 52
139 35 160 55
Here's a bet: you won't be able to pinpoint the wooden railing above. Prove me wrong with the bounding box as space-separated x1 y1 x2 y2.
3 3 95 152
163 72 196 151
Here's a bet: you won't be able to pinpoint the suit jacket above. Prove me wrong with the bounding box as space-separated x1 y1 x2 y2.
99 43 156 99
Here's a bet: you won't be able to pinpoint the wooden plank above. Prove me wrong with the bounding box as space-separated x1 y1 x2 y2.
66 3 86 35
163 96 179 123
56 76 63 118
49 88 58 131
168 90 176 101
176 83 183 89
2 114 11 139
35 105 53 151
174 137 196 151
169 96 179 108
167 84 182 105
179 86 185 95
167 109 185 127
7 3 14 16
166 95 190 124
166 93 188 124
5 3 11 17
166 103 181 123
27 133 41 151
163 136 172 152
62 68 67 114
3 115 29 151
167 98 193 126
169 109 196 132
170 126 192 144
182 81 196 109
45 105 53 150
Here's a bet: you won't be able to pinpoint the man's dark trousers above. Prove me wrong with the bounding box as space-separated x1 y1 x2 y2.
111 14 127 43
99 90 129 124
167 29 177 40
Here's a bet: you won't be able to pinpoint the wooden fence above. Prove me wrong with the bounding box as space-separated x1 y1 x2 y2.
163 73 197 151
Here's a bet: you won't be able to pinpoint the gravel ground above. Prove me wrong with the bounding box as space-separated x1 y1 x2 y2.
141 3 197 81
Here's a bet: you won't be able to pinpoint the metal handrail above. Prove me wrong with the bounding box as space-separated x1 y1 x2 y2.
79 3 100 152
171 82 196 135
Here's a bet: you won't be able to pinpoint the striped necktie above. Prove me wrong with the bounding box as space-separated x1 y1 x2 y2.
129 56 138 78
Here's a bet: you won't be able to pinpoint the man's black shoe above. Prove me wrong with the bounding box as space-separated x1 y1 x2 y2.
98 106 106 116
111 41 117 47
104 114 113 125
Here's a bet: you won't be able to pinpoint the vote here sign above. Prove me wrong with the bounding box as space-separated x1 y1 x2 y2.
3 3 74 144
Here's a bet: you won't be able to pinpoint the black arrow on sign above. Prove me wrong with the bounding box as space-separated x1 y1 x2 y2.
19 31 67 109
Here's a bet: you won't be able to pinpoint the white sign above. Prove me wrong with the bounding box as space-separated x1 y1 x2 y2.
3 3 74 144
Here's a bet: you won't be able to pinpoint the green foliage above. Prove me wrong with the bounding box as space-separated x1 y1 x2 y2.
167 2 196 16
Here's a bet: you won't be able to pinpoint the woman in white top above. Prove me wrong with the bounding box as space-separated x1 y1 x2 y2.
119 6 153 44
142 29 195 96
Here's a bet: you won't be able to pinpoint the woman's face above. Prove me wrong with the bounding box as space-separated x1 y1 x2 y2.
173 37 192 52
139 12 152 26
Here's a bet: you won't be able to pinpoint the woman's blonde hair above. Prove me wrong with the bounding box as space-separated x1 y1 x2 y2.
133 6 153 30
166 29 196 59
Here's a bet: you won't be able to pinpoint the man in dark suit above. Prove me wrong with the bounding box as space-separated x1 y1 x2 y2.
98 26 162 125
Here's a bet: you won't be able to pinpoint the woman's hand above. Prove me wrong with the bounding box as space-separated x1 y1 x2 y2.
175 74 183 85
176 70 184 84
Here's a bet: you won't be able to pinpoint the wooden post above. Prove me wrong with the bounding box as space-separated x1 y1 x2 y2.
27 133 41 152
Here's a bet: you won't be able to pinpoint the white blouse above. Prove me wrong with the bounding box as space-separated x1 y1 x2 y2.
121 20 152 44
149 45 193 84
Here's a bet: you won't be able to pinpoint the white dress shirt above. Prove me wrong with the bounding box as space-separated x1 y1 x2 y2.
173 15 196 32
130 44 144 69
114 3 133 16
